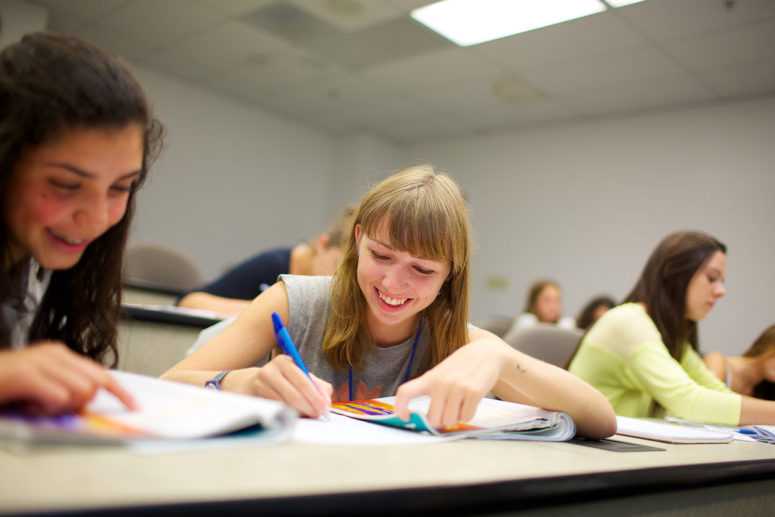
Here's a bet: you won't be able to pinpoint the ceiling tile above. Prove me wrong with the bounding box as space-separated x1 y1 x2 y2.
661 17 775 71
615 0 775 41
28 0 129 22
215 51 344 99
73 23 155 62
523 45 691 95
96 0 229 53
407 76 574 132
193 0 275 17
289 0 405 32
696 58 775 98
475 11 649 70
242 5 454 69
361 47 505 94
143 20 303 80
387 0 434 11
561 70 716 117
26 0 773 143
46 10 92 34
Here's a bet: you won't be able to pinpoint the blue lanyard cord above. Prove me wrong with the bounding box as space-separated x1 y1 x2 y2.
348 321 423 402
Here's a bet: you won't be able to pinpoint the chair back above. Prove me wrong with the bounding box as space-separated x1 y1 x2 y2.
124 243 203 292
502 324 583 368
473 316 515 338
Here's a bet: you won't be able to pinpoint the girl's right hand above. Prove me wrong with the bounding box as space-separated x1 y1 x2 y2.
0 342 137 415
226 355 332 418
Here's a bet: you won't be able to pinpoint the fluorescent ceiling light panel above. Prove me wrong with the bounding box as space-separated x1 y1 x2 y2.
605 0 647 6
411 0 607 47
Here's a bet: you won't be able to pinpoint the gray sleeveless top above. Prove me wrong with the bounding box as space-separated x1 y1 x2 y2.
280 274 431 402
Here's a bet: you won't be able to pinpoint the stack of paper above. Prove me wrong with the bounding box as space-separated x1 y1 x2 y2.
616 416 733 444
0 371 295 446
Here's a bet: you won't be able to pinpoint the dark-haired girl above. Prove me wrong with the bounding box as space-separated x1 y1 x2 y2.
569 231 775 425
0 33 163 414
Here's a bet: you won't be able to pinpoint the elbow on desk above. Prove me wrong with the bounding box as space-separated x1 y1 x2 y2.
577 403 617 440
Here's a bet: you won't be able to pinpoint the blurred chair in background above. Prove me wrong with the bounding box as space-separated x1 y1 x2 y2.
124 243 203 293
503 324 583 368
474 316 515 338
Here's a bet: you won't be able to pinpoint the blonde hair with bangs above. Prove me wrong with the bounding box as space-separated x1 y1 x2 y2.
323 165 471 371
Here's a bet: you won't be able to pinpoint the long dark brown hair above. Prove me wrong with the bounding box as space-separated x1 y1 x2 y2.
0 33 163 365
624 231 726 360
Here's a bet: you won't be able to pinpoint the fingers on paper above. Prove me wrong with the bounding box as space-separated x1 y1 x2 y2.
259 356 327 417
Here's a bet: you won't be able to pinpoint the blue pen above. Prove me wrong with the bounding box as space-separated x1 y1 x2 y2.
271 312 329 416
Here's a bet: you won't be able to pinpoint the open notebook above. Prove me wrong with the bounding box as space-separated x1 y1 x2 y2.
331 396 576 441
0 371 295 446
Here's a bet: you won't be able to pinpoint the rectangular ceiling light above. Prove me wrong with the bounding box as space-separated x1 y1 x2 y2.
411 0 607 47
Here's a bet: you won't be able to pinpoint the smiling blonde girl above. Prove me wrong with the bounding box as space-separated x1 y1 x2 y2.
163 166 615 438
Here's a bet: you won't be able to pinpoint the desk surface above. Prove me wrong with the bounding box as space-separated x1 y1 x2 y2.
2 434 774 516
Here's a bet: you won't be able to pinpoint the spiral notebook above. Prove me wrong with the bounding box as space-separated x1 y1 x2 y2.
331 396 576 441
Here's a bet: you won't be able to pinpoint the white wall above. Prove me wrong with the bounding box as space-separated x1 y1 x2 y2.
129 65 336 280
6 4 772 355
0 0 45 49
408 96 775 356
330 133 404 217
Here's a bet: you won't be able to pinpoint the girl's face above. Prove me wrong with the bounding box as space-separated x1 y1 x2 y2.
4 125 143 270
535 285 562 323
685 251 727 322
355 223 450 344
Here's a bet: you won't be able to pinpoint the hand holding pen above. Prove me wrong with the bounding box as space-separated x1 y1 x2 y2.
267 312 332 418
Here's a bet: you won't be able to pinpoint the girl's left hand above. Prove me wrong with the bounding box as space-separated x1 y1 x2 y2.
394 340 508 428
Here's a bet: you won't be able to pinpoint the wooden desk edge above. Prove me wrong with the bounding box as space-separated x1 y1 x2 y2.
8 458 775 517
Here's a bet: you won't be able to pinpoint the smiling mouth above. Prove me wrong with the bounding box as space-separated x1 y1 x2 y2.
376 288 411 307
48 229 88 246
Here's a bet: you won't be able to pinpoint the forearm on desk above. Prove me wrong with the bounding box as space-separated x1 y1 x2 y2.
177 292 250 317
740 396 775 425
492 347 617 439
160 367 259 395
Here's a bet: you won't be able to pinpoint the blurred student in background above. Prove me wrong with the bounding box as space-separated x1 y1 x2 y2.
704 324 775 399
568 231 775 425
510 280 576 332
176 206 356 317
575 295 616 331
0 33 163 414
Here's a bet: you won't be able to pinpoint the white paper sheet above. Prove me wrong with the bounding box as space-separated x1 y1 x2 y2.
292 413 447 445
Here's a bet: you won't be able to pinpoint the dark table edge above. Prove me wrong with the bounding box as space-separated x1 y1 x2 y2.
16 457 775 517
122 281 185 297
120 305 222 329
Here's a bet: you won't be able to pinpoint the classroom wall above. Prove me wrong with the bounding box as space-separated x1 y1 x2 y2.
0 0 46 48
408 96 775 356
6 5 771 355
329 133 404 217
127 65 336 280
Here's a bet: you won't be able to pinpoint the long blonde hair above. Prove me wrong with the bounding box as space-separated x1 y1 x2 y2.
323 165 471 370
